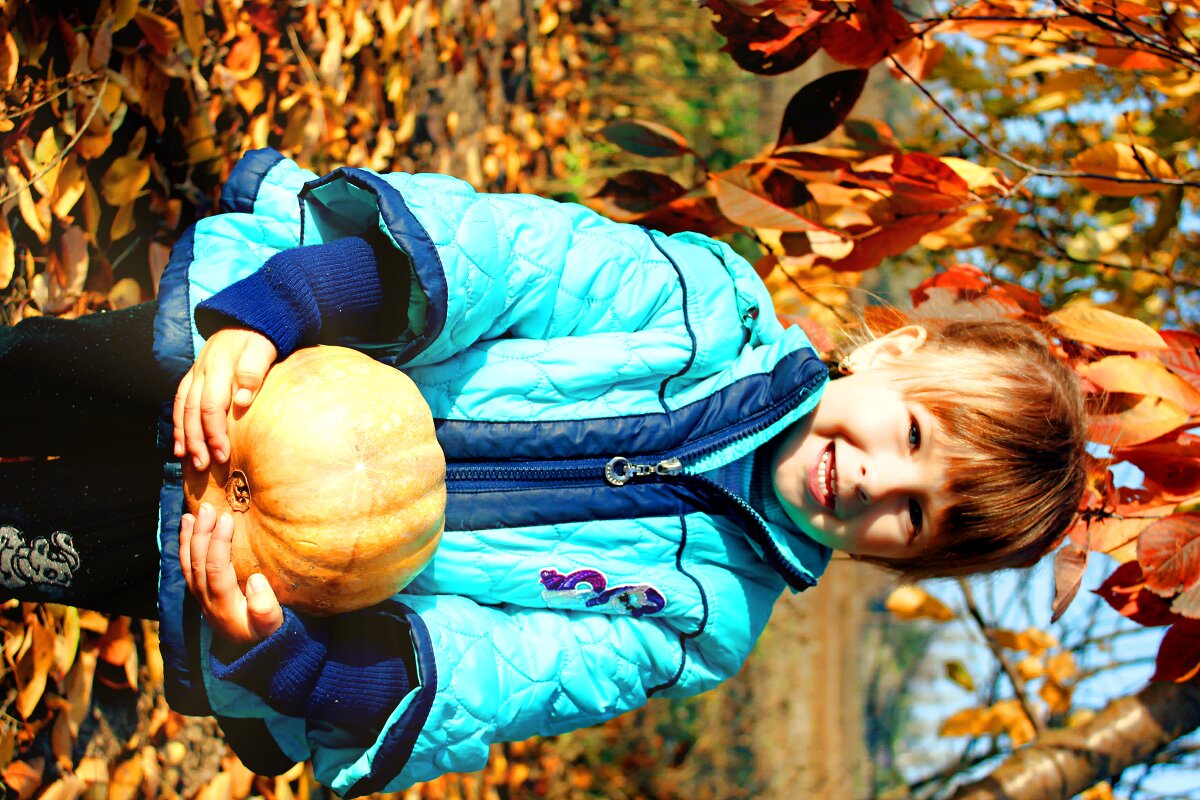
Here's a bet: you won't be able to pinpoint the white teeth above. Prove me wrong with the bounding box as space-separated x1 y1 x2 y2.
818 448 837 503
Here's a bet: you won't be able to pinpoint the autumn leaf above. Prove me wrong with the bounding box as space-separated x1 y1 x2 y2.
1137 512 1200 603
1072 142 1177 196
945 660 975 691
885 585 956 621
1052 542 1089 622
1048 305 1167 351
592 170 688 221
101 130 150 207
990 626 1059 656
599 119 693 158
0 212 14 291
705 0 825 75
709 172 831 233
1151 619 1200 682
1095 561 1186 626
1080 356 1200 412
939 706 991 737
776 69 869 147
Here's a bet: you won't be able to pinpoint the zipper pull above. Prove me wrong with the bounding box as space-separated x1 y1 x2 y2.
604 456 683 486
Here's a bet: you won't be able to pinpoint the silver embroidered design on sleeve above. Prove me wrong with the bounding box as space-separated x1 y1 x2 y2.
0 526 81 594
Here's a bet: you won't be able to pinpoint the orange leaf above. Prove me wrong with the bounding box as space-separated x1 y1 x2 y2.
1157 330 1200 393
885 585 955 621
1137 512 1200 599
1048 305 1167 351
2 758 46 800
710 173 831 233
100 130 150 207
1072 142 1176 197
1051 542 1088 622
134 9 181 56
1089 394 1189 448
1080 356 1200 413
16 617 55 718
0 212 14 291
939 706 991 736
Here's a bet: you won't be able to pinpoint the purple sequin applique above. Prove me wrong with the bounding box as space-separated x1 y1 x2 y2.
539 568 666 618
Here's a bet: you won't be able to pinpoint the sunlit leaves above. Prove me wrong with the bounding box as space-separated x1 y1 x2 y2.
1047 306 1167 352
885 585 956 621
1071 143 1178 196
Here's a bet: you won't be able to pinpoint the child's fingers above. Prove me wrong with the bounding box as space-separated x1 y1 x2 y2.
184 373 211 470
178 513 195 592
200 362 234 464
204 512 240 599
172 371 194 458
246 573 284 640
233 337 277 408
189 503 215 598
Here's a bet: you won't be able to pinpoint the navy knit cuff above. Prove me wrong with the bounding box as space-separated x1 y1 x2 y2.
195 235 385 358
209 605 417 729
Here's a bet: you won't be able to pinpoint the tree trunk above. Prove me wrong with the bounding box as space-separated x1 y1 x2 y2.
948 679 1200 799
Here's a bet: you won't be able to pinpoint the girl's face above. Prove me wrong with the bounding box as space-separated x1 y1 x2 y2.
772 327 954 559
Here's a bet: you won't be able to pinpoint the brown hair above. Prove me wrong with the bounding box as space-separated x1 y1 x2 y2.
849 317 1088 580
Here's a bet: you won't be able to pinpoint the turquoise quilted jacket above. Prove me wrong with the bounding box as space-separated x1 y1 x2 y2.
152 149 831 795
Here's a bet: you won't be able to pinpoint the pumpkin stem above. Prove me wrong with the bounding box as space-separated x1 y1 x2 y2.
226 470 251 512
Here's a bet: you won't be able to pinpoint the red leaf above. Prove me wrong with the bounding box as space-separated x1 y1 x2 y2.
777 69 870 147
822 215 948 272
820 0 914 68
599 120 692 159
1157 330 1200 393
592 171 688 221
1151 620 1200 682
888 153 973 214
1114 434 1200 500
705 0 827 75
911 263 990 305
1137 513 1200 597
1094 561 1185 627
781 313 837 356
1051 542 1089 622
636 196 743 238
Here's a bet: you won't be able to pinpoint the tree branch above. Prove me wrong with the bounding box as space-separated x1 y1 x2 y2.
888 58 1200 190
958 579 1046 736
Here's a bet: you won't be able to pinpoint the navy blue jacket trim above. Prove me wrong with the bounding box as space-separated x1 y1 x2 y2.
446 480 712 532
152 222 213 714
344 602 437 798
642 230 698 413
296 168 448 366
219 148 286 214
435 347 825 463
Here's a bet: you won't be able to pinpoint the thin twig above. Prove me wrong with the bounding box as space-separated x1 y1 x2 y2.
888 57 1200 190
958 578 1047 736
0 72 110 207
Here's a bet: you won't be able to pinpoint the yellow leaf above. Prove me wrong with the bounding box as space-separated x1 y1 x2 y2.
178 0 206 57
39 774 85 800
100 129 150 206
110 202 136 243
1040 677 1073 714
990 626 1059 655
0 213 14 291
1046 651 1077 683
1048 305 1167 351
0 28 17 88
1016 655 1045 680
109 755 144 800
939 706 991 737
1089 394 1189 448
885 586 956 622
15 618 55 718
114 0 139 31
32 128 62 197
1078 782 1115 800
51 155 86 221
1072 142 1177 197
945 660 975 691
941 158 1014 194
50 604 79 679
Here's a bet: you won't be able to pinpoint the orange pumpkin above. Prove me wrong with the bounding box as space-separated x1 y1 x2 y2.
182 345 445 615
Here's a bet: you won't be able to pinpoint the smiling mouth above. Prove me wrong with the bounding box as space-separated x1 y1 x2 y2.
810 441 837 511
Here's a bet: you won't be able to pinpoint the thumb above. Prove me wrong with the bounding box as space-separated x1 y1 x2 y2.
233 336 278 407
246 573 284 639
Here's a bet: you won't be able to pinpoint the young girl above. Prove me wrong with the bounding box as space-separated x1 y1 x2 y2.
1 148 1087 795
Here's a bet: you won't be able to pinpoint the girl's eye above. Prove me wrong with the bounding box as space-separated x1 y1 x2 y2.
908 417 921 452
909 498 923 538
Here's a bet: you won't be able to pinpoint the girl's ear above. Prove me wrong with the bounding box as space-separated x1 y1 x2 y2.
847 325 928 370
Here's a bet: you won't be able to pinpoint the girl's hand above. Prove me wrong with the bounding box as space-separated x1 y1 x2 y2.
173 328 277 470
179 504 284 646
